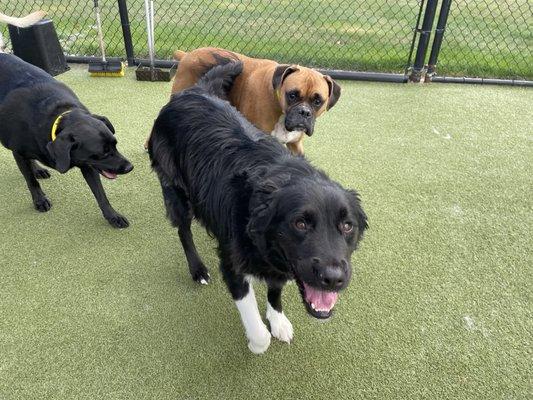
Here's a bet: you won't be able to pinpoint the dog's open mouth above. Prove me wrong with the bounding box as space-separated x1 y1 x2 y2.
99 170 118 180
301 282 339 319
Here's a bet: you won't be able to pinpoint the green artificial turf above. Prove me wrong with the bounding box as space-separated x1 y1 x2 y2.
0 65 532 399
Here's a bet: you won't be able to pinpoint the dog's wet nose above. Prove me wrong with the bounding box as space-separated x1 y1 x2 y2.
319 265 345 291
121 162 133 174
298 107 312 119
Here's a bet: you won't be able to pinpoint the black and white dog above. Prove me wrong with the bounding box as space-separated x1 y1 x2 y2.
148 62 367 353
0 53 133 227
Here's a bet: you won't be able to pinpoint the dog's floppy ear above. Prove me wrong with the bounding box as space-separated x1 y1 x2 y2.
92 114 115 134
324 75 341 110
272 64 299 91
345 189 368 238
46 135 76 173
246 173 291 254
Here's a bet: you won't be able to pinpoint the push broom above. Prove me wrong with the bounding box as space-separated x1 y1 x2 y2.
88 0 124 77
136 0 174 81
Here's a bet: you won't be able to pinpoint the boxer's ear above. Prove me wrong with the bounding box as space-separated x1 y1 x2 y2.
324 75 341 110
272 65 299 90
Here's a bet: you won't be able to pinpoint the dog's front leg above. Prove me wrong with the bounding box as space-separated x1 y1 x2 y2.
13 152 51 212
222 267 271 354
31 160 51 179
266 280 293 343
286 140 304 156
80 166 129 228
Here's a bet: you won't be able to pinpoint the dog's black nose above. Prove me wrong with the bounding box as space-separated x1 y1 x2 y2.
121 162 133 174
298 108 312 119
319 265 345 291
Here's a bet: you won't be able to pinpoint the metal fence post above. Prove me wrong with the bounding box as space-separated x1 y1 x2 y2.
405 0 426 77
426 0 452 81
409 0 439 82
117 0 135 65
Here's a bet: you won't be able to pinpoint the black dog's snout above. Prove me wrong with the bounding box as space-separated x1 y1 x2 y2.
312 259 348 291
116 161 133 174
122 162 133 174
320 265 346 290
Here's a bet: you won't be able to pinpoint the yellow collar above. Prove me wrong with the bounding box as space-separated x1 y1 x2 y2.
50 110 72 141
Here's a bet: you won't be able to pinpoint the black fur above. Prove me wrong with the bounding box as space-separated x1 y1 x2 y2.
0 54 133 228
149 61 367 322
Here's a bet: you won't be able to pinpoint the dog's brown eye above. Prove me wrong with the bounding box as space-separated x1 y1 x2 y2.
294 219 307 231
341 222 353 234
313 98 322 107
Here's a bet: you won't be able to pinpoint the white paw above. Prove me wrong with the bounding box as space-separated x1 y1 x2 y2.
247 324 271 354
266 303 294 343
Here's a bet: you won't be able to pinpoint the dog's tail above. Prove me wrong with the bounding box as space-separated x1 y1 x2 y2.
0 11 46 27
196 61 243 100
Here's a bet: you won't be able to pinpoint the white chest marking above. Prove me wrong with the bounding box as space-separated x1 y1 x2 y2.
270 115 304 144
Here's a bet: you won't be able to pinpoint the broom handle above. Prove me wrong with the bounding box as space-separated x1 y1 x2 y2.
150 0 155 69
144 0 155 70
93 0 107 63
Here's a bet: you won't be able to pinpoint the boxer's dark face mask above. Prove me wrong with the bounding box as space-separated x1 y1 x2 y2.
272 65 341 136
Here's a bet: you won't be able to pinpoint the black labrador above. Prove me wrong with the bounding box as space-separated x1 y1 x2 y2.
0 53 132 228
148 61 367 353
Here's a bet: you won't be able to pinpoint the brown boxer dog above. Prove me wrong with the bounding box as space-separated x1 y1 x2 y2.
143 47 341 155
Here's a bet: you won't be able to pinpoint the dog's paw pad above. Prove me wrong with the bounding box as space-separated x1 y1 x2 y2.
34 197 51 212
34 168 51 179
106 214 130 229
247 327 272 354
267 305 294 343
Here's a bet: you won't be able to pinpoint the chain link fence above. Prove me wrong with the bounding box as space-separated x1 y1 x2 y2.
436 0 532 79
125 0 420 73
1 0 532 80
1 1 124 57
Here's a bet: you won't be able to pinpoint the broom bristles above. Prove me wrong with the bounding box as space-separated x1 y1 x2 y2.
88 59 125 77
89 70 125 77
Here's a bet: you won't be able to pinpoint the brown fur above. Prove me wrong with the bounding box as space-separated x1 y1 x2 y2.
144 47 340 155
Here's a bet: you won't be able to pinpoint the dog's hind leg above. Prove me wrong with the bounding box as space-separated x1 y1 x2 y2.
220 263 271 354
13 152 51 212
161 185 210 284
266 280 293 343
31 160 51 179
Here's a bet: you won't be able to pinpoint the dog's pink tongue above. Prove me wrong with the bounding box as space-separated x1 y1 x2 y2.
303 283 338 311
102 171 117 180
